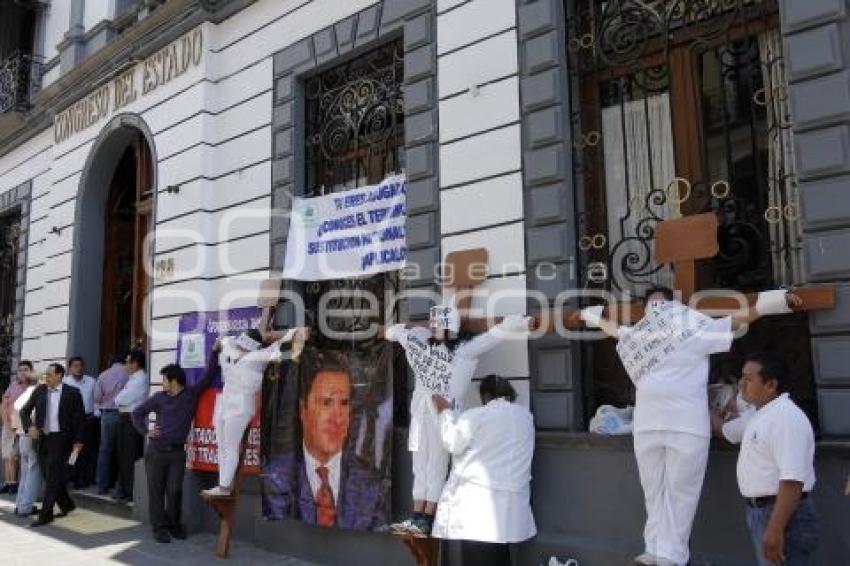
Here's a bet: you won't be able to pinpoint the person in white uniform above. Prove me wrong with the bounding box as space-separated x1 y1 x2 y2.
203 326 308 497
385 306 533 535
581 286 801 566
728 352 819 566
431 375 536 566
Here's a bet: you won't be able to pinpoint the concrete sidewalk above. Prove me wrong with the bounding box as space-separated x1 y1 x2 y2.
0 498 323 566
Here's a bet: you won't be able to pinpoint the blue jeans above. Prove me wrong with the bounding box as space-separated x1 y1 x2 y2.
745 498 820 566
96 410 120 492
15 434 42 514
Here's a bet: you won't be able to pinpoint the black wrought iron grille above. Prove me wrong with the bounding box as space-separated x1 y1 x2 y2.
568 1 816 423
0 213 20 390
0 51 42 114
568 0 801 295
302 40 405 347
305 40 405 194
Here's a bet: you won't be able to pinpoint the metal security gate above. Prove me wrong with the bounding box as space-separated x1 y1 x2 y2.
0 212 20 391
566 0 817 421
301 39 405 346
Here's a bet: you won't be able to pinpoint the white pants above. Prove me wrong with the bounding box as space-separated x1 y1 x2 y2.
633 431 710 565
411 407 449 503
213 390 256 488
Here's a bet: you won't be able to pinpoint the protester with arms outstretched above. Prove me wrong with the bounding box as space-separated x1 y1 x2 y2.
581 286 801 566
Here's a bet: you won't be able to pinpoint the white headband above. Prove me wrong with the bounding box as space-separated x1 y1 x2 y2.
235 332 262 352
429 305 460 333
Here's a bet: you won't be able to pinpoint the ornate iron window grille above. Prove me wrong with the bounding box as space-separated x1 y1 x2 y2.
0 51 43 114
0 217 20 389
568 0 799 295
302 40 405 347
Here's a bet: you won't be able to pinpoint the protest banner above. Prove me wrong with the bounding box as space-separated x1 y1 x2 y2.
178 306 263 474
282 174 407 280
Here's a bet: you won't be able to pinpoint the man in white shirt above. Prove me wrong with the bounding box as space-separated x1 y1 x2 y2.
431 375 536 566
19 363 85 527
114 349 149 502
582 286 801 566
63 356 97 488
729 352 819 565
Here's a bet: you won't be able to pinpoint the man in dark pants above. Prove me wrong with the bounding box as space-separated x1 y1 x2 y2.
94 355 129 495
20 363 85 527
115 349 148 502
132 356 216 543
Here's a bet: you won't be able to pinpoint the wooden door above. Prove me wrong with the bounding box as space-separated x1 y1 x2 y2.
98 134 154 369
131 136 154 352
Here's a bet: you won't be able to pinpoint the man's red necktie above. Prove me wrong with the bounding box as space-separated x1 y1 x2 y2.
315 465 336 527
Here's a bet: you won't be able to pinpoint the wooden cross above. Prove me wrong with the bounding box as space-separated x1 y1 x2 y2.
201 429 251 559
654 212 719 303
202 278 282 559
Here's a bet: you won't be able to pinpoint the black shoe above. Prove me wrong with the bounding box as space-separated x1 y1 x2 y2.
57 503 76 518
30 516 53 528
0 483 9 494
168 525 188 540
154 530 172 543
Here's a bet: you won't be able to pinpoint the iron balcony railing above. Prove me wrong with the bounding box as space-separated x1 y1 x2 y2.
0 51 44 114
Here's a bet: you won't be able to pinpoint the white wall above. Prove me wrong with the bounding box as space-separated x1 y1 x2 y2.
436 0 529 405
4 0 382 377
84 0 111 31
40 0 70 62
6 0 531 404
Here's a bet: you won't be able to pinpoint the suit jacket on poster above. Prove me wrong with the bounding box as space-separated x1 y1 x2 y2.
263 449 386 530
20 384 85 453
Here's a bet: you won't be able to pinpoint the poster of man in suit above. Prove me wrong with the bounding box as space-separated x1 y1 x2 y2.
262 344 392 531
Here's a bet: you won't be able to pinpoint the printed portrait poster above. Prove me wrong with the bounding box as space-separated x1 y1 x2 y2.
261 343 393 531
177 307 263 474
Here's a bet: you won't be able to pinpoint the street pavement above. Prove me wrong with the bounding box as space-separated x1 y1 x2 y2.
0 496 323 565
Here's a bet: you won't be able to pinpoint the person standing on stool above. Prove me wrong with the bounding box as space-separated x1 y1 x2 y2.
431 376 536 566
203 326 308 497
581 286 802 566
726 352 820 565
20 363 85 527
385 307 533 536
133 360 215 543
114 349 149 502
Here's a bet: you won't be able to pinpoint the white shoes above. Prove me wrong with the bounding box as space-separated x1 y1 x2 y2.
201 485 232 497
547 557 579 566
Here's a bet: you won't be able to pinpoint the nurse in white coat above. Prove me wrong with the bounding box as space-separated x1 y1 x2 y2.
385 307 533 535
581 286 801 566
431 375 536 566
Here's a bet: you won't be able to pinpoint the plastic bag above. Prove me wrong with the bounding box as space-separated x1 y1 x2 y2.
588 404 634 435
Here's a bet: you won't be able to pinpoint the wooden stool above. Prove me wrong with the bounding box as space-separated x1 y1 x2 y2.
392 533 440 566
201 430 250 559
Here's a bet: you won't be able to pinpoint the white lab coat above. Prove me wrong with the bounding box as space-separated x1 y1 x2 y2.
431 399 536 543
386 315 530 502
